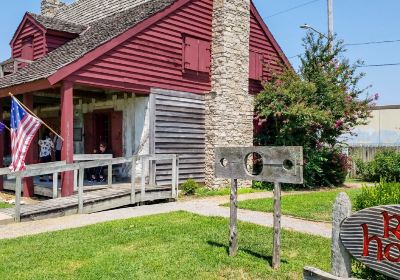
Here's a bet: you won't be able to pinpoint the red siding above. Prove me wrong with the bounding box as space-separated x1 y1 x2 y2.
69 0 213 94
12 19 46 60
64 1 286 95
249 10 287 94
46 32 77 53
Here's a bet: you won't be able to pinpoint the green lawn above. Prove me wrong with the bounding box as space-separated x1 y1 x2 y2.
0 211 330 280
0 201 11 209
194 187 260 197
230 188 361 222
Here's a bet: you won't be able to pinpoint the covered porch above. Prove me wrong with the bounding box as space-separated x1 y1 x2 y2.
0 81 152 198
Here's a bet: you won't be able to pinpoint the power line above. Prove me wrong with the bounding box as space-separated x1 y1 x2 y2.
357 62 400 68
345 39 400 46
266 0 322 19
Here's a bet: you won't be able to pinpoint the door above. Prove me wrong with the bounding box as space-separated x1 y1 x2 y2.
111 111 123 157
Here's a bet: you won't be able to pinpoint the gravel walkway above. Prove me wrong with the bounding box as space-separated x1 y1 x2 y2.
0 192 331 240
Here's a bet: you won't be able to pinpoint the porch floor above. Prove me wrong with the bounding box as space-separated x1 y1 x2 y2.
0 183 174 223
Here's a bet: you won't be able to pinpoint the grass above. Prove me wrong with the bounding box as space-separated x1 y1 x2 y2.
229 188 361 222
0 211 330 280
194 187 260 197
0 201 11 209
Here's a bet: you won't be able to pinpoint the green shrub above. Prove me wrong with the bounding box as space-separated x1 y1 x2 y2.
354 181 400 211
355 150 400 182
180 179 200 196
352 181 400 280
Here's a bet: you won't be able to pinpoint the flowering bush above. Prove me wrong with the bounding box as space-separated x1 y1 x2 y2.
255 33 375 188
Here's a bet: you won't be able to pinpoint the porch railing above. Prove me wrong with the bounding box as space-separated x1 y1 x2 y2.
0 154 179 222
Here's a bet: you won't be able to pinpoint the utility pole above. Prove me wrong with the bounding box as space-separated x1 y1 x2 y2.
328 0 334 50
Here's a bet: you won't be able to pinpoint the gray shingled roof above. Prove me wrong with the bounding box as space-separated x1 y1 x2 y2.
54 0 153 25
0 0 175 89
29 13 87 34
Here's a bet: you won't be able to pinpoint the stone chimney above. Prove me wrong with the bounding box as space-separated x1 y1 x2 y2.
205 0 253 188
41 0 66 17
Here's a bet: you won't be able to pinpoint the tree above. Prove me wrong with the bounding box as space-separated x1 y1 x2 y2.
255 33 377 188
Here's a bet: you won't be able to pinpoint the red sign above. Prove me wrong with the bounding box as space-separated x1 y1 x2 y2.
340 205 400 279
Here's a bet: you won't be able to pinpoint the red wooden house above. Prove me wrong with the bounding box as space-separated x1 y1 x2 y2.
0 0 290 196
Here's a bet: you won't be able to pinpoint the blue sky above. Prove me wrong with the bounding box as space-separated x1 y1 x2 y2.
1 0 399 105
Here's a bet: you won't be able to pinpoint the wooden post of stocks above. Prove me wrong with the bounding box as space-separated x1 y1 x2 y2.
331 192 352 277
272 182 282 269
229 178 238 257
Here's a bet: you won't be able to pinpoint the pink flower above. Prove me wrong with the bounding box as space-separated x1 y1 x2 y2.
335 119 343 129
374 93 379 100
346 95 353 102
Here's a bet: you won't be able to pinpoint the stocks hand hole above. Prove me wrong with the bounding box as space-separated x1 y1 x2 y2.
244 152 263 176
220 158 228 167
283 159 294 171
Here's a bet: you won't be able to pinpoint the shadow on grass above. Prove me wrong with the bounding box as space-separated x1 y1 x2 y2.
207 241 288 266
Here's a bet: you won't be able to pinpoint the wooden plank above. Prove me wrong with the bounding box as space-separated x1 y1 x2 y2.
272 182 281 269
73 154 113 161
156 95 205 105
155 100 205 110
155 138 205 144
52 173 58 198
156 122 205 129
229 179 238 256
78 168 84 214
131 157 136 204
156 111 205 120
155 133 205 139
152 88 205 101
155 127 205 134
14 175 22 222
156 105 205 114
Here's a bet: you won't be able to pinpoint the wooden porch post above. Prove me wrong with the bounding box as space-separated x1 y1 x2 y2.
61 81 74 197
0 102 3 191
23 93 35 197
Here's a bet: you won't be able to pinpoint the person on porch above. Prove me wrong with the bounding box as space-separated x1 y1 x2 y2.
38 130 54 182
88 142 112 183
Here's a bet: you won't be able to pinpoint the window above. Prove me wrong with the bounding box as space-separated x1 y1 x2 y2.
21 37 34 61
183 36 211 73
249 51 263 80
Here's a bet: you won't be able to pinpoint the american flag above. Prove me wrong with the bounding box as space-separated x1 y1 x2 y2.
9 97 41 171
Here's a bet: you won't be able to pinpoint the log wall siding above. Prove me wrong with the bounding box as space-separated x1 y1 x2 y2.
70 0 213 94
12 20 46 60
151 88 205 185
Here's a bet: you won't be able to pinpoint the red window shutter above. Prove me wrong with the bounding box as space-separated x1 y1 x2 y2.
110 111 123 157
249 51 263 80
198 40 211 73
184 36 199 72
21 37 34 61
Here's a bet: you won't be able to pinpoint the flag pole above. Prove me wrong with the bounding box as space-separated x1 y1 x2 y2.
8 92 64 141
0 121 10 132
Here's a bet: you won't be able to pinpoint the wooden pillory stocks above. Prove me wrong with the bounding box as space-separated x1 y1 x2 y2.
215 146 303 269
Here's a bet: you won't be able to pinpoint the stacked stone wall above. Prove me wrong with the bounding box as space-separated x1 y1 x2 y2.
41 0 66 17
205 0 253 188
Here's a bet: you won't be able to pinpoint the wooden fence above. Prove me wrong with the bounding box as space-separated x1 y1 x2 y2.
0 154 179 222
348 146 400 178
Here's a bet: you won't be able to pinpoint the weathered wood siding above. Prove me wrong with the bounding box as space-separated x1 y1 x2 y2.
69 0 213 94
151 88 205 185
12 18 46 60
